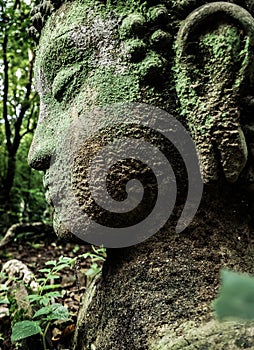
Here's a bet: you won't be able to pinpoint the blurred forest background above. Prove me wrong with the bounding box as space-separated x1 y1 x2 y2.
0 0 48 236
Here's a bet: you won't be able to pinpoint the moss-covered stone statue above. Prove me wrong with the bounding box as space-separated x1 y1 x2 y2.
28 0 254 349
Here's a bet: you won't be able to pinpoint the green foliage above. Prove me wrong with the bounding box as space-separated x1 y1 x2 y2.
3 247 106 349
11 320 42 342
11 134 47 223
9 257 72 349
0 0 47 229
32 303 69 320
82 246 107 281
213 270 254 321
11 303 69 349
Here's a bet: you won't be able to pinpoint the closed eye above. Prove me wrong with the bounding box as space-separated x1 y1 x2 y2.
40 29 89 84
52 64 83 101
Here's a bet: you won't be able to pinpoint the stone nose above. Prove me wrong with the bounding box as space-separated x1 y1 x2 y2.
28 137 52 170
27 99 65 170
27 123 54 170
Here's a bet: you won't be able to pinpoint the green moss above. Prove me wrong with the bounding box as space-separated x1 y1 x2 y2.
201 26 241 60
136 51 167 80
119 13 146 39
150 29 172 49
88 67 141 105
173 18 251 182
124 39 147 62
174 23 249 131
147 5 168 24
35 1 92 83
105 0 143 14
52 63 89 102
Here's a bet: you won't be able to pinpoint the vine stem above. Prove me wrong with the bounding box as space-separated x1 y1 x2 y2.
41 321 50 350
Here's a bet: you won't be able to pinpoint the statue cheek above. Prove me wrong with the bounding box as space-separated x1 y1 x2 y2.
44 102 203 247
174 2 254 183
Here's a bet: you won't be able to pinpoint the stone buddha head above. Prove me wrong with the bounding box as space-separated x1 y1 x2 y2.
28 0 254 246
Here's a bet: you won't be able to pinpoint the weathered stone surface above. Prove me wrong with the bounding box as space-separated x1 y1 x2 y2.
149 320 254 350
72 188 254 349
28 0 254 349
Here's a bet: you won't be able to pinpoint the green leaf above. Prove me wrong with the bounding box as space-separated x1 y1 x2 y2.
29 291 62 306
39 298 51 306
92 245 107 258
36 278 48 282
42 291 62 298
47 304 69 321
33 303 69 321
54 263 71 271
44 274 60 280
45 260 57 266
39 284 61 291
213 269 254 321
0 284 9 291
11 321 41 342
38 268 51 273
58 256 73 264
33 305 54 318
27 294 43 303
0 297 9 304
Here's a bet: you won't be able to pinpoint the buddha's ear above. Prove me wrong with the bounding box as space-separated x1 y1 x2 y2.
174 2 254 183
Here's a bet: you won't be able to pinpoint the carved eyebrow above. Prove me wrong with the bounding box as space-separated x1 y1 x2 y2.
43 24 90 60
40 31 84 83
51 26 82 41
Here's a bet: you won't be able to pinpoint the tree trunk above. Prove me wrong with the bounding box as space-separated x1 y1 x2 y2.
1 13 36 230
3 156 16 204
0 156 16 230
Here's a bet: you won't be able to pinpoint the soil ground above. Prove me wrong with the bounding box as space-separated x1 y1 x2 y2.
0 227 99 350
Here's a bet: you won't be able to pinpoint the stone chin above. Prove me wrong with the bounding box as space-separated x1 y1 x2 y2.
52 210 78 241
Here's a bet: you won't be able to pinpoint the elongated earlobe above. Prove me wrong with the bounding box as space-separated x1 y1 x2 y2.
174 2 254 183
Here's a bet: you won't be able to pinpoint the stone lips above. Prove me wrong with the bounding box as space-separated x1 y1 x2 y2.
48 103 203 248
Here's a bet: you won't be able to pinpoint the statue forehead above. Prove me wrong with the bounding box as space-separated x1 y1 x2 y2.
35 3 119 89
35 0 198 81
35 0 254 103
37 0 199 44
35 0 254 51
